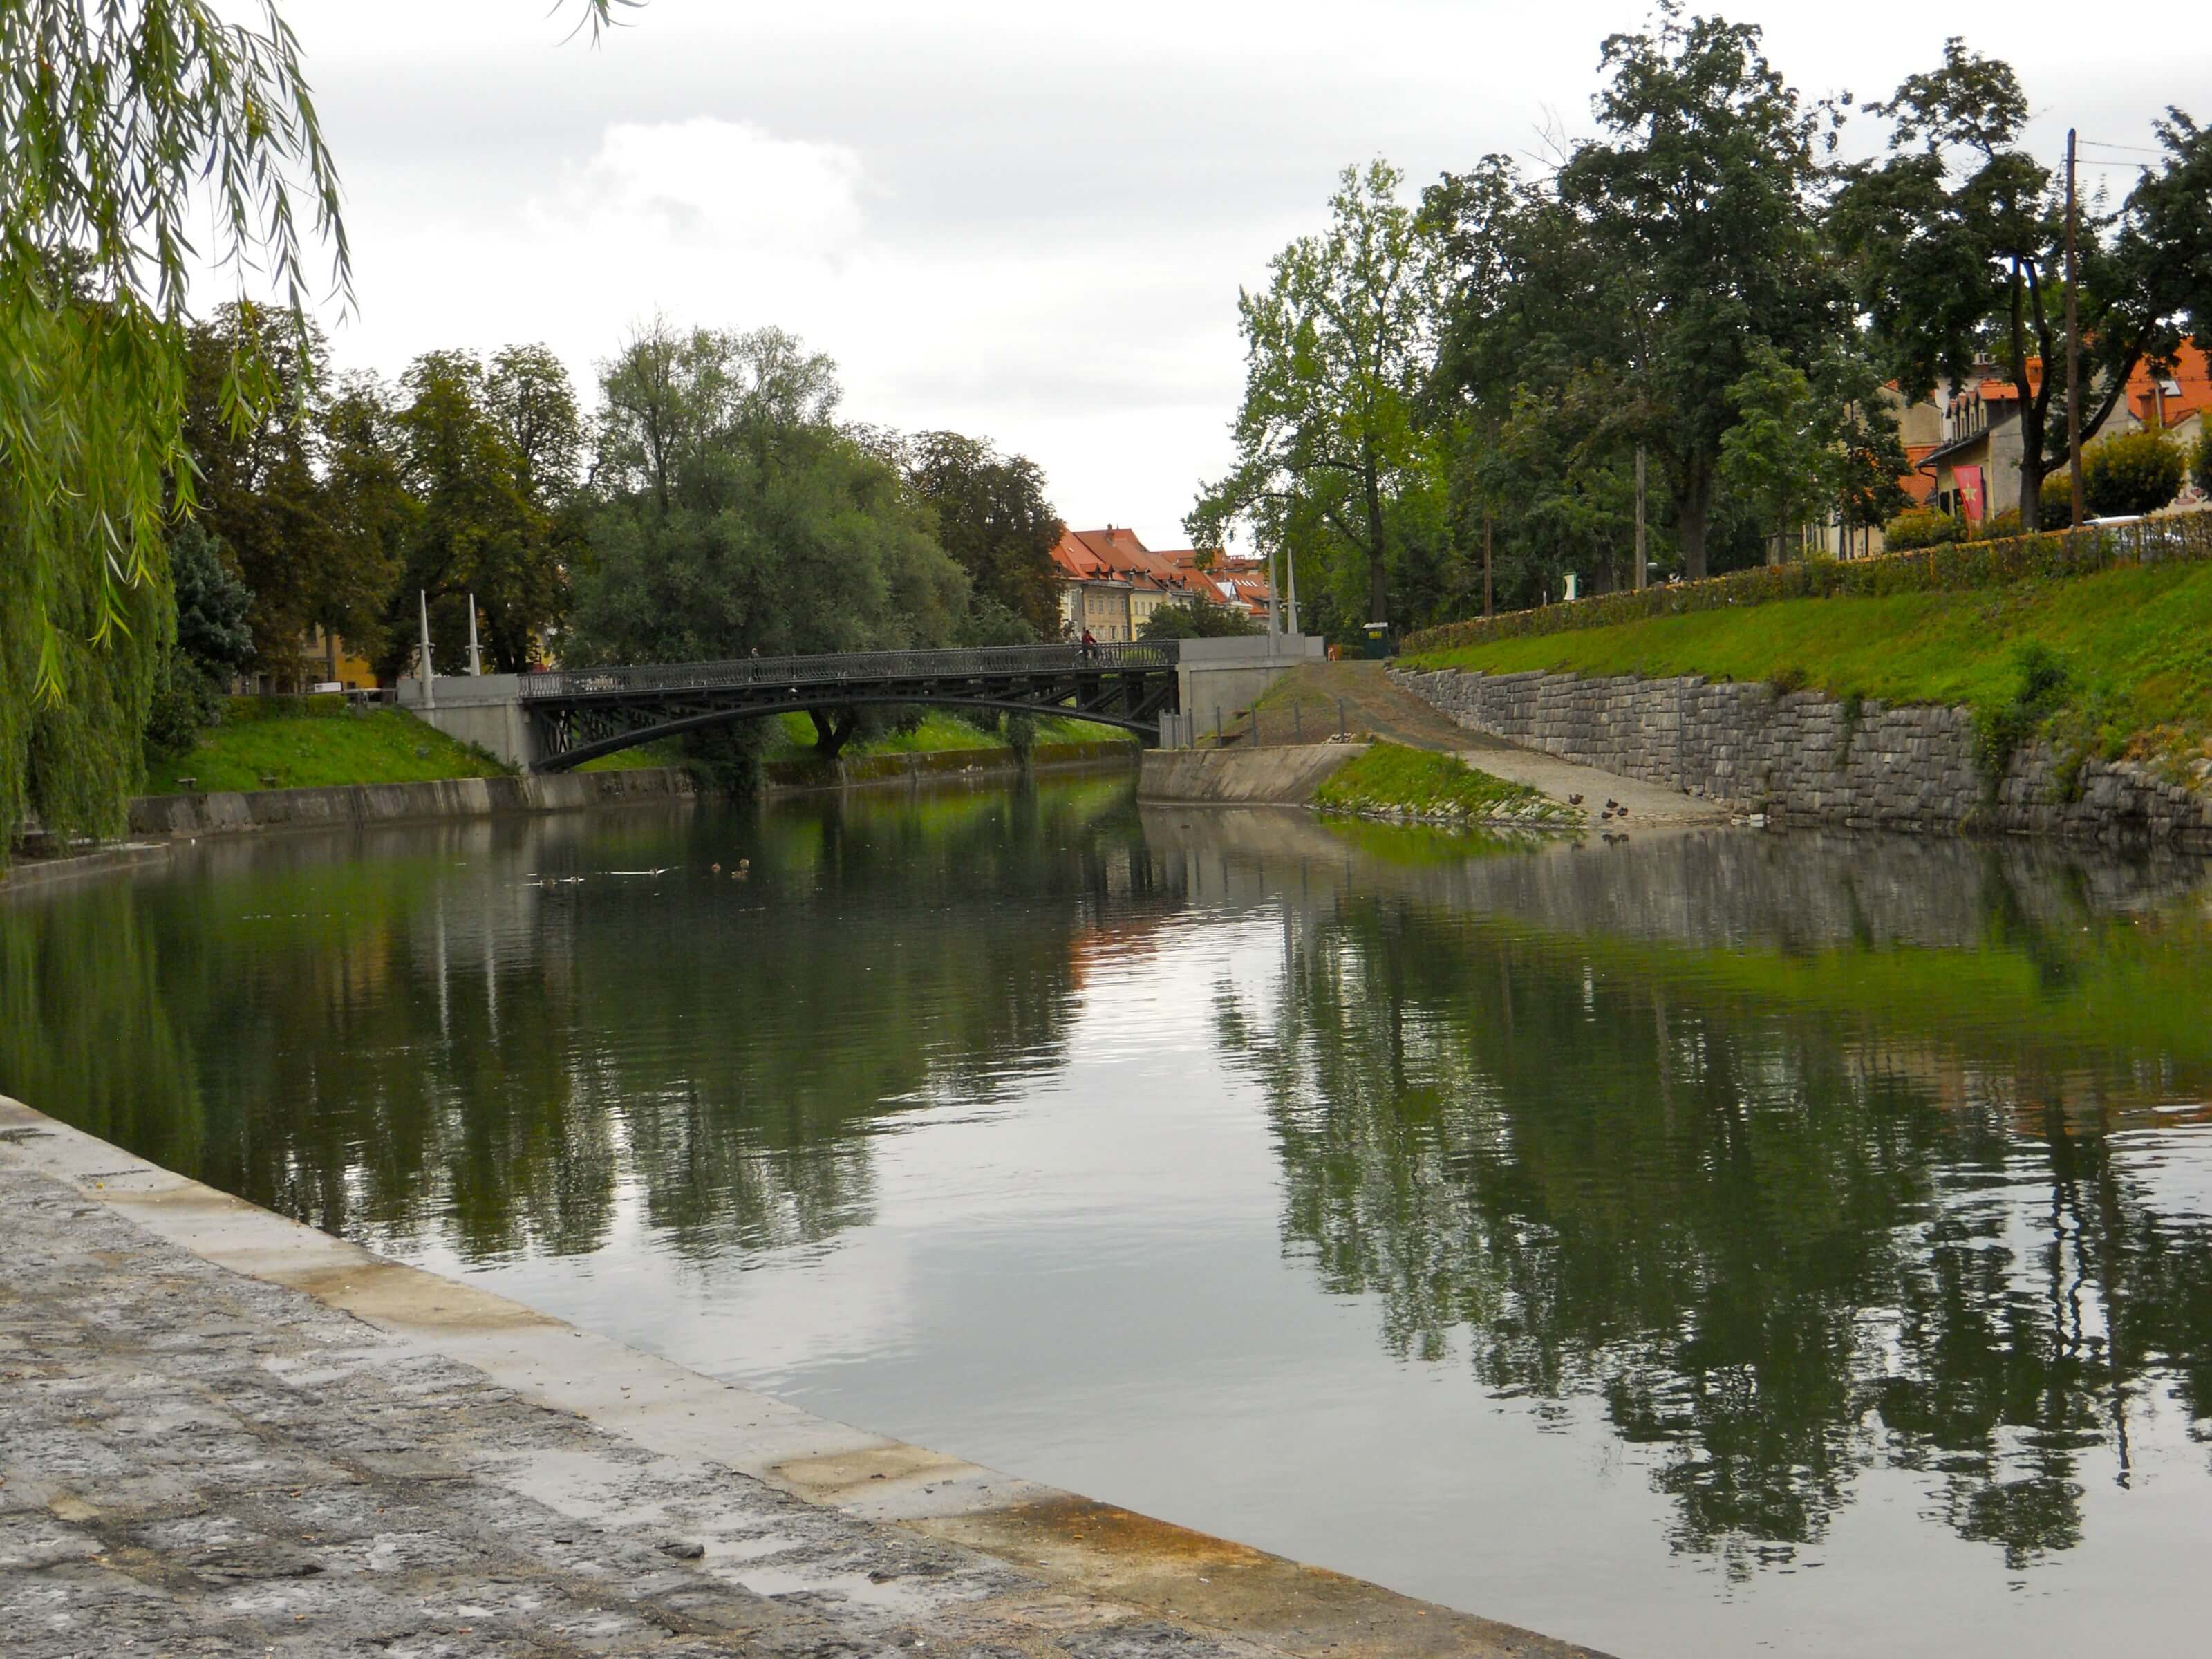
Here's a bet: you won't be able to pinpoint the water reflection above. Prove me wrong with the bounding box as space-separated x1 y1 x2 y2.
2 778 1148 1264
10 788 2212 1642
1197 818 2212 1576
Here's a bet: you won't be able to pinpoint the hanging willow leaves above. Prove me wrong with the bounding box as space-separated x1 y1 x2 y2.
0 0 628 856
1 0 349 852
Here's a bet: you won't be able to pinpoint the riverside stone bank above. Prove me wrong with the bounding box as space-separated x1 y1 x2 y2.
1391 666 2212 852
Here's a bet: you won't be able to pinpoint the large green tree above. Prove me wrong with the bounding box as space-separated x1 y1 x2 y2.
177 303 342 677
1 0 620 854
1833 41 2070 525
570 321 972 760
375 350 568 675
1555 6 1846 579
1191 160 1447 635
901 431 1064 639
1833 46 2207 523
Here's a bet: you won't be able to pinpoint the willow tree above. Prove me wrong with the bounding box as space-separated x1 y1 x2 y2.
1 0 348 854
0 0 620 858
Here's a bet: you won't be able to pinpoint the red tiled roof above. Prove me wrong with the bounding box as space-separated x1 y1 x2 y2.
1053 528 1227 600
2124 340 2210 430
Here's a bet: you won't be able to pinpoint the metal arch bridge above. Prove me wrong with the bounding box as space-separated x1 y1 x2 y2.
517 641 1181 771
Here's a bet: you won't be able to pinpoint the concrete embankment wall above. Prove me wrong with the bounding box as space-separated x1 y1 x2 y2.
1392 666 2212 851
1138 744 1361 805
122 743 1138 842
127 766 698 840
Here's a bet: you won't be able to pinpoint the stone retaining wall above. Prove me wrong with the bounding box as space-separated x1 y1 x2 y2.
1391 666 2212 851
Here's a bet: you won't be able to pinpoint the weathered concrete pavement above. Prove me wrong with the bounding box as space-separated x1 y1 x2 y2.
0 1100 1606 1659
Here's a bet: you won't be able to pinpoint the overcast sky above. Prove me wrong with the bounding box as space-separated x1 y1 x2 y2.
268 0 2206 550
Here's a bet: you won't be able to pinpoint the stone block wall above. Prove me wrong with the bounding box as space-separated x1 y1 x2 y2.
1390 666 2212 852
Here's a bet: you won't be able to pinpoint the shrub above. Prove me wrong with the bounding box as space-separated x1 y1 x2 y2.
1974 641 2072 799
1883 507 1962 550
1976 507 2023 541
2083 430 2186 518
1141 599 1262 640
2038 470 2073 529
2195 427 2212 497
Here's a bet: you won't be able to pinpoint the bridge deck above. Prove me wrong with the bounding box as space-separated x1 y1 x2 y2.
518 641 1175 702
516 641 1182 770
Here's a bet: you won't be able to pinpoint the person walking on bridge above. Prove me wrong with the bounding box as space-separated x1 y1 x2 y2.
1080 627 1098 662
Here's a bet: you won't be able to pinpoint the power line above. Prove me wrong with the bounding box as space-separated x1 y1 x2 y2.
2077 138 2165 155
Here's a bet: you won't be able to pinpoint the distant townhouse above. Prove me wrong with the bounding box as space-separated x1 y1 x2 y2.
1920 362 2043 525
1050 527 1264 639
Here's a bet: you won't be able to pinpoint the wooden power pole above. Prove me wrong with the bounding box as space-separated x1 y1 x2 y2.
1634 447 1649 590
2066 128 2085 530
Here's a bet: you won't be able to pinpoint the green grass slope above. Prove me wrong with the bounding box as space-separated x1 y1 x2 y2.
144 706 509 796
1402 561 2212 760
1316 742 1575 825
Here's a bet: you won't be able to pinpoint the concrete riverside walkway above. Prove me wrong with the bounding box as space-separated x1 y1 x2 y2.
0 1098 1606 1659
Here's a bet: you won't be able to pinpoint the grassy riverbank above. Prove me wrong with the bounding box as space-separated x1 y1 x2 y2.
1315 742 1573 825
144 702 509 796
1402 561 2212 764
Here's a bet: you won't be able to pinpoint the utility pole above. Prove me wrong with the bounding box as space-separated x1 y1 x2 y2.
467 592 482 675
1285 543 1300 637
2066 127 2085 530
1634 447 1649 590
417 590 436 709
1483 509 1494 617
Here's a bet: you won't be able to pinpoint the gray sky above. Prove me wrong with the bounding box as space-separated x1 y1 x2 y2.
271 0 2204 549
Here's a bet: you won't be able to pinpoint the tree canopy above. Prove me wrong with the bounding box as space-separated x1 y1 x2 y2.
568 322 977 760
1190 161 1446 636
1201 14 2207 635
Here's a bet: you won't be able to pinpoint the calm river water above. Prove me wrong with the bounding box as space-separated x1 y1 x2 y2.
9 776 2212 1656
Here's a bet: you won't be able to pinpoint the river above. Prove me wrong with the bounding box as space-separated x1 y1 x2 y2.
8 775 2212 1657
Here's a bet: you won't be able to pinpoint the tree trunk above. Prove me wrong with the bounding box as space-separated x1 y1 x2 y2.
1676 459 1713 581
809 707 859 758
1362 457 1389 628
2009 259 2045 526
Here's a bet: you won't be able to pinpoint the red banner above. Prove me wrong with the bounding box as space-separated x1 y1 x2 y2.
1955 465 1985 522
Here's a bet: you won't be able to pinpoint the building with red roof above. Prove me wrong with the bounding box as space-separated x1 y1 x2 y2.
1049 527 1268 639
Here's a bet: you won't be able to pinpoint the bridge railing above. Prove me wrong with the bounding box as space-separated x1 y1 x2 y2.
516 641 1178 700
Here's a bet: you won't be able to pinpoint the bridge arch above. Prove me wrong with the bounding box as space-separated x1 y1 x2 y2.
535 691 1159 771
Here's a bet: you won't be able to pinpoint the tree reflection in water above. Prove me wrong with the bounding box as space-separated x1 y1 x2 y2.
1 778 1150 1266
1216 888 2212 1577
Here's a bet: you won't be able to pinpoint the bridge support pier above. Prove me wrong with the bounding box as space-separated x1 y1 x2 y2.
398 676 545 771
1163 635 1329 747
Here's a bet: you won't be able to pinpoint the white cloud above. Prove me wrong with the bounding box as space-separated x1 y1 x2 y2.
538 118 866 262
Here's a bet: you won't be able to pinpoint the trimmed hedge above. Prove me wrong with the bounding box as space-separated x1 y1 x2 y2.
221 692 362 722
1401 513 2212 659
